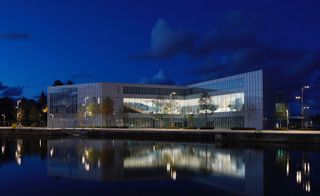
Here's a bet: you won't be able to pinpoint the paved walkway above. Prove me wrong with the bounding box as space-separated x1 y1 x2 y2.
0 126 320 135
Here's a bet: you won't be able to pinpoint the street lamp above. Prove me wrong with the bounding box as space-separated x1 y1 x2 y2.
286 110 289 130
1 114 5 127
16 100 22 127
84 97 90 126
16 100 21 108
50 113 54 130
304 106 310 128
169 92 176 128
84 97 90 104
295 86 310 129
84 111 88 126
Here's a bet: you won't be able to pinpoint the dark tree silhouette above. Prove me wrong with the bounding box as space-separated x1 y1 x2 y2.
66 80 74 85
0 91 48 127
100 97 114 126
199 92 217 128
0 97 16 125
53 80 64 86
38 91 47 126
38 91 47 107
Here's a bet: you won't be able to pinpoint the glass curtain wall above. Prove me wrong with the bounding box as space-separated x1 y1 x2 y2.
123 93 244 115
123 93 244 128
47 70 263 129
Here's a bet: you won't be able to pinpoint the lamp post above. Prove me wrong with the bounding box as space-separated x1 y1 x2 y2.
295 86 309 129
84 111 88 126
169 92 176 128
16 100 22 127
84 97 89 104
49 113 54 130
84 97 89 127
304 106 310 128
1 114 5 127
286 109 289 130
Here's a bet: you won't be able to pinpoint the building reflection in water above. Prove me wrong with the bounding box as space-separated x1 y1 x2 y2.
47 139 264 196
276 149 311 193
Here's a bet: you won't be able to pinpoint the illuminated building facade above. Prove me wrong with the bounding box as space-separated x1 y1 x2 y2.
47 70 263 129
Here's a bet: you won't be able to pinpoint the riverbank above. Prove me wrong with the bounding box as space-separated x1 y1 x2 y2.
0 127 69 137
1 127 320 143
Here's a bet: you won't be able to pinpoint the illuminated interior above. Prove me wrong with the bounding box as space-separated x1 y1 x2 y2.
124 93 244 114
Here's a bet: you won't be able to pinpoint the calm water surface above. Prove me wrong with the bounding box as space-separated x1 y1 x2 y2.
0 136 319 196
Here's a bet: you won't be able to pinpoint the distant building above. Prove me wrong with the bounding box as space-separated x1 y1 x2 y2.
274 92 288 128
47 70 263 129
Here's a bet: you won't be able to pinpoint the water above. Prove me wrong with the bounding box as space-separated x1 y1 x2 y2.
0 137 319 196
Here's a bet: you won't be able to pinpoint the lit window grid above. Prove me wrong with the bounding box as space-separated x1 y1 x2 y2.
123 93 244 115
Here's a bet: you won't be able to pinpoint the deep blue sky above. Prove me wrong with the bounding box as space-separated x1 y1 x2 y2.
0 0 319 114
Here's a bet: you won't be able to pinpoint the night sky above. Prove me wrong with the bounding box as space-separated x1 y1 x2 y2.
0 0 319 114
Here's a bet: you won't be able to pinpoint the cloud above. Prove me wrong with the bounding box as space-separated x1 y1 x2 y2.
1 87 23 97
191 48 320 115
187 10 320 114
0 32 31 40
191 10 269 57
0 82 9 91
130 10 320 114
0 82 23 97
188 10 320 93
140 69 174 85
128 19 195 60
128 12 263 61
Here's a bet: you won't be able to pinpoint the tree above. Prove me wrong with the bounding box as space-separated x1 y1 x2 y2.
38 91 47 126
29 106 41 126
78 104 86 127
38 91 47 108
187 114 195 128
53 80 64 86
164 96 180 128
275 103 288 128
199 92 217 127
0 94 48 127
163 98 179 114
152 96 166 128
100 97 114 126
115 108 127 127
86 102 99 117
0 97 16 125
17 99 29 126
66 80 74 85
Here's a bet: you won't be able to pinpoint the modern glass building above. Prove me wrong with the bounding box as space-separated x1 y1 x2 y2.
47 70 263 129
